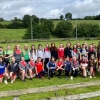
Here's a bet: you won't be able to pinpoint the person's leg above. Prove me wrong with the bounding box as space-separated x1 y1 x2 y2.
90 67 93 78
65 69 70 77
58 69 62 77
0 75 3 83
28 69 32 78
3 72 8 84
13 74 17 82
20 70 26 81
74 69 78 77
10 72 13 82
44 58 49 73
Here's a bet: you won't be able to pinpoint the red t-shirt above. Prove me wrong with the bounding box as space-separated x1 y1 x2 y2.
57 61 63 67
20 61 26 67
29 61 35 67
35 62 43 73
15 50 21 54
58 48 64 58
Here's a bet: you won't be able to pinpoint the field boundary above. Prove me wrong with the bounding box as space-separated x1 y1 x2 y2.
0 37 99 43
0 80 100 99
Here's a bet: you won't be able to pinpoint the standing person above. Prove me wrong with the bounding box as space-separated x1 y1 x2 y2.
56 58 64 78
0 56 8 84
88 54 97 78
22 44 30 63
19 57 28 82
71 44 78 59
27 57 35 79
80 44 88 60
76 42 81 60
29 45 37 62
37 44 44 62
64 42 72 61
0 46 4 58
9 57 18 83
47 57 56 79
80 55 88 78
13 44 22 76
64 56 71 78
88 44 96 60
44 43 51 73
35 57 45 79
50 43 58 61
58 43 64 59
71 56 80 80
97 41 100 60
4 45 13 78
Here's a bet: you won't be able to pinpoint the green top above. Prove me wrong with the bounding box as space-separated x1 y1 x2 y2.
5 50 13 55
22 50 30 60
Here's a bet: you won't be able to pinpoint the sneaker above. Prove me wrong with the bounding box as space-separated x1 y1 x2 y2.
90 76 92 78
4 80 8 84
71 76 73 80
58 76 62 79
30 78 32 80
11 80 13 84
22 79 26 82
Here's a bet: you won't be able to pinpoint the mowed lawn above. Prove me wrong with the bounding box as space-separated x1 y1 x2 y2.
0 29 26 40
0 40 100 100
0 40 99 50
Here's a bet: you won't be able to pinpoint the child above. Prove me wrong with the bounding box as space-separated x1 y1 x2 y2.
44 43 51 73
71 56 80 80
88 54 97 78
27 57 35 80
35 57 45 79
56 58 64 78
98 58 100 73
64 56 71 78
0 56 8 84
80 55 88 78
58 43 64 59
19 57 28 82
9 57 18 83
47 57 56 79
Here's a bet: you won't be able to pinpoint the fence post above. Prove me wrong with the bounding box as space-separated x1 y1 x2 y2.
13 96 19 100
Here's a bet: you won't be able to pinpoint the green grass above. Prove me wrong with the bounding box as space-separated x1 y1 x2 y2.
53 20 100 28
0 40 99 50
0 29 26 40
0 21 12 25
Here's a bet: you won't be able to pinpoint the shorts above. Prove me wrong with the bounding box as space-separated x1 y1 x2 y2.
12 73 16 77
0 74 4 78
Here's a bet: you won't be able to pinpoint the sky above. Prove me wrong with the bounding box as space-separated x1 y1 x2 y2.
0 0 100 20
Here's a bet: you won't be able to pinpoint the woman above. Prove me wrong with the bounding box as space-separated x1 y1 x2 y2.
56 58 64 78
37 44 44 61
71 56 80 80
9 57 18 83
0 56 8 84
22 44 30 63
13 44 22 76
35 57 45 79
29 45 37 61
47 57 56 79
58 43 64 59
27 57 35 79
44 43 51 73
71 44 78 59
88 54 97 78
64 42 72 61
19 57 28 82
50 43 58 61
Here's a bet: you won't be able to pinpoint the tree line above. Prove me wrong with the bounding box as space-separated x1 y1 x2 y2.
0 14 100 39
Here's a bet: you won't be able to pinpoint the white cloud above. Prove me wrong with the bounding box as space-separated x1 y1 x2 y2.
0 0 100 20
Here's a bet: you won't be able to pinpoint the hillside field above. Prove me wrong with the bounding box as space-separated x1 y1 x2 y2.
0 20 100 40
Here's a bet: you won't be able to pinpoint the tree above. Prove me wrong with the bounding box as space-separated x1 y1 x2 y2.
0 18 4 22
65 13 72 20
54 21 73 38
59 15 64 20
73 23 100 37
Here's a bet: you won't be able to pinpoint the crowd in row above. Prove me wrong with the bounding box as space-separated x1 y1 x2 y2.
0 41 100 84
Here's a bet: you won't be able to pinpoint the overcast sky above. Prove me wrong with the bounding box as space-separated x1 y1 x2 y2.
0 0 100 20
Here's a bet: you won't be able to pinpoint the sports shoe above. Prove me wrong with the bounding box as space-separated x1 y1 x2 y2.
11 80 13 84
90 76 92 78
4 80 8 84
71 76 73 80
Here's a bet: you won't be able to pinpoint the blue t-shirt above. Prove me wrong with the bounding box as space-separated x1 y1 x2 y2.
0 63 5 74
64 61 71 70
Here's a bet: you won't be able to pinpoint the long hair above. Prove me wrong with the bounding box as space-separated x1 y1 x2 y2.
30 45 36 55
50 42 57 52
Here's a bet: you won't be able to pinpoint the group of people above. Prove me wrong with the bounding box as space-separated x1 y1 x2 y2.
0 41 100 84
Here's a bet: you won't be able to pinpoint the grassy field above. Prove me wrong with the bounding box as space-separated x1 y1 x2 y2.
0 29 26 40
0 40 99 50
0 20 100 40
